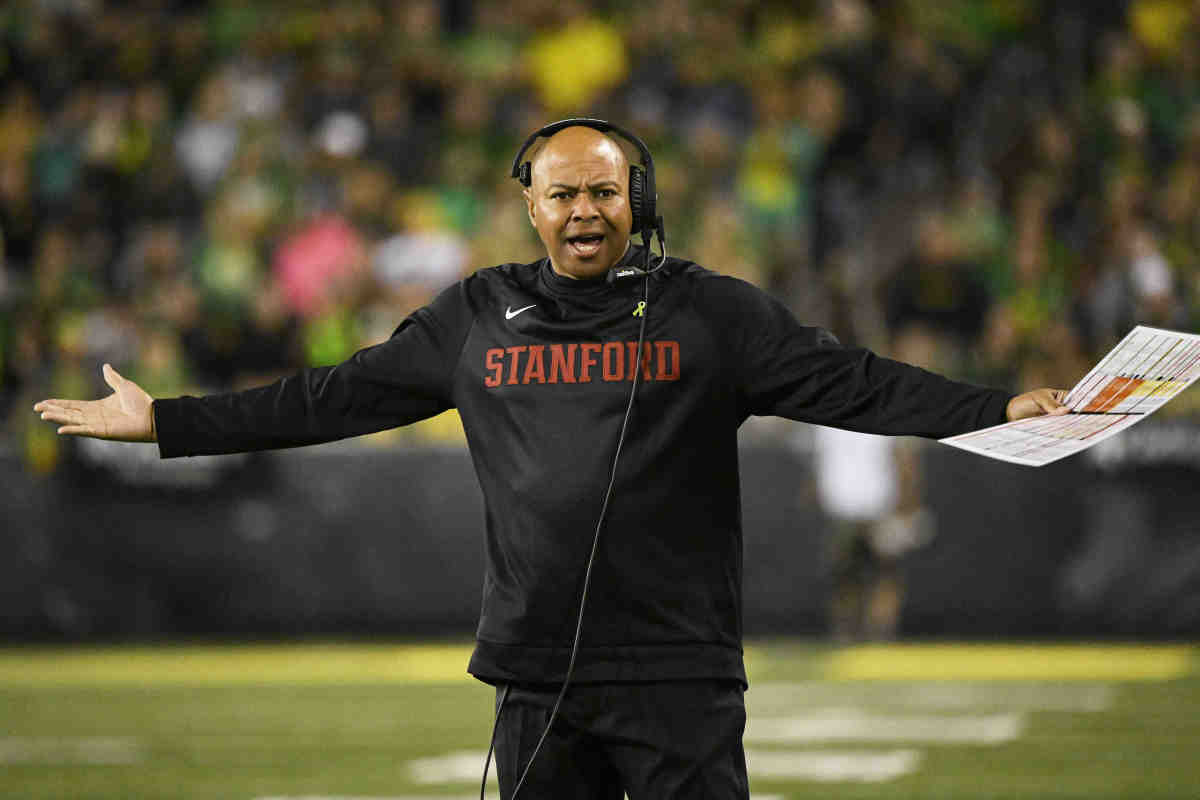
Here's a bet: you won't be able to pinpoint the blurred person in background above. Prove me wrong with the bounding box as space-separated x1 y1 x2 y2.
817 323 942 644
35 119 1070 799
885 208 991 364
816 424 932 643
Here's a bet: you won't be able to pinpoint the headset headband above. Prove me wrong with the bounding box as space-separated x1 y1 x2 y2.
510 118 654 188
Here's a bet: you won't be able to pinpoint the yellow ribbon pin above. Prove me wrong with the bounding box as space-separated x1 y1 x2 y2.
632 301 646 317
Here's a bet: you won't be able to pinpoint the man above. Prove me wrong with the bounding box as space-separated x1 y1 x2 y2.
36 123 1068 798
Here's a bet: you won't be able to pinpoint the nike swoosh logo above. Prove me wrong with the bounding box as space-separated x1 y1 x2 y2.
505 304 536 320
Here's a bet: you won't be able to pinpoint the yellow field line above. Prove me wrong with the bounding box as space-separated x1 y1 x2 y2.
824 643 1197 681
0 642 477 686
0 642 1193 686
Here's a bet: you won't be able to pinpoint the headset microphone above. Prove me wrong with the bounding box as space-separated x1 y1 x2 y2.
608 220 669 284
607 265 648 283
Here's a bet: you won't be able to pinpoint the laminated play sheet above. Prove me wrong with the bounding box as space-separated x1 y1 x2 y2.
940 325 1200 466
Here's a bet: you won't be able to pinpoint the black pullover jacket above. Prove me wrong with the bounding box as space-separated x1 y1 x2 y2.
153 247 1013 688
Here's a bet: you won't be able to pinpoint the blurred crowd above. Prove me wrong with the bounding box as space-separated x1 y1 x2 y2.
3 0 1200 473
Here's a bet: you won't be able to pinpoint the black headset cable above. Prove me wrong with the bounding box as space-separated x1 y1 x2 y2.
480 260 653 800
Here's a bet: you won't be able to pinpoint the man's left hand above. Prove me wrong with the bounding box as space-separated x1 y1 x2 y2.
1006 388 1071 422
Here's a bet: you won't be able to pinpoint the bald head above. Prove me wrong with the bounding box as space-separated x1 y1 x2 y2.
523 125 634 279
529 126 630 192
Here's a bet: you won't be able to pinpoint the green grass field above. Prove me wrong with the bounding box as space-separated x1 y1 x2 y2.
2 640 1198 799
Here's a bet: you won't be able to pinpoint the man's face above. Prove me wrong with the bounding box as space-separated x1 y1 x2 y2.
525 126 633 279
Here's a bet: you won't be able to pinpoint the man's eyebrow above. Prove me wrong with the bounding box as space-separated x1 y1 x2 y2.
545 181 621 191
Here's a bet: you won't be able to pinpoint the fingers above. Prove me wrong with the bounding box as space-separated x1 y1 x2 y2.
37 402 84 427
1037 390 1067 415
56 425 92 436
37 403 98 436
1053 388 1070 412
1041 389 1070 415
35 399 78 415
36 401 102 435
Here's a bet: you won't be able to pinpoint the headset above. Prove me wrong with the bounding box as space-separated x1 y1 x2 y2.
510 117 667 279
480 120 668 800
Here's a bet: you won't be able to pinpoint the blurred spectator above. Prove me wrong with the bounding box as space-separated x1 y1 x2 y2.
817 310 944 643
273 214 366 320
525 17 629 113
175 74 241 194
885 209 992 356
373 229 468 311
816 421 934 643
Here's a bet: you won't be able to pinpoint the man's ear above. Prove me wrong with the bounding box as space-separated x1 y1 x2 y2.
524 188 536 227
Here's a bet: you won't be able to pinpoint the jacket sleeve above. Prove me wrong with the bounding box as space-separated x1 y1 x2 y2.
716 277 1012 438
153 282 475 458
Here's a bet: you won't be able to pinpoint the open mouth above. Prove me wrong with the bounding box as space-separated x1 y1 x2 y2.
566 233 605 258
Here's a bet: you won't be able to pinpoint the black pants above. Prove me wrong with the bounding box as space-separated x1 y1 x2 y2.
491 679 750 800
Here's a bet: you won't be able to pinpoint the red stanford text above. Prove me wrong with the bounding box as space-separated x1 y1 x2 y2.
484 341 681 387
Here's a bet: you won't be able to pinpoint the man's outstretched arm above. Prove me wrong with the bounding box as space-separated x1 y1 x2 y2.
34 363 156 442
705 274 1071 435
33 282 475 457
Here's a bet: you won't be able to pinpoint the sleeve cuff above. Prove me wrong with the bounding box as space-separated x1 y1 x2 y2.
152 397 188 459
990 391 1015 427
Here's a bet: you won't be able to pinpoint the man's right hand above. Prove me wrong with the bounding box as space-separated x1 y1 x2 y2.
34 364 156 442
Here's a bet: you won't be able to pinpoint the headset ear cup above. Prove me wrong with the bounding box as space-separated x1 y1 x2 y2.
518 162 532 188
628 165 645 234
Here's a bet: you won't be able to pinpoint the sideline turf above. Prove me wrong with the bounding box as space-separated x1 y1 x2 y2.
1 641 1197 799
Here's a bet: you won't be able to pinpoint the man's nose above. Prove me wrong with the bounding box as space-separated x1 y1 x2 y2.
571 193 599 220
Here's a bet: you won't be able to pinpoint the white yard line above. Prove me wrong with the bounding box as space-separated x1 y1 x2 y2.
745 709 1024 744
746 748 921 783
896 682 1112 711
0 737 144 765
407 746 915 788
409 750 497 785
747 681 1113 712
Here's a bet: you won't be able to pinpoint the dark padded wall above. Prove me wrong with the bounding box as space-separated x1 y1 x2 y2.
2 426 1198 639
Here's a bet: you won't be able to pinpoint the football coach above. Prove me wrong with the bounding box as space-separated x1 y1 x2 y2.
36 119 1069 799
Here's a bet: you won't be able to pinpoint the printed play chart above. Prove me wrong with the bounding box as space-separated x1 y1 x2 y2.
940 326 1200 466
